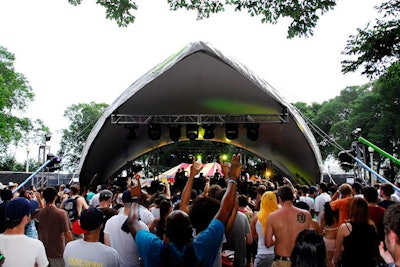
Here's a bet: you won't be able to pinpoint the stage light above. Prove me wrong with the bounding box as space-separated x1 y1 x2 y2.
169 125 181 141
46 154 62 164
148 124 161 140
125 124 138 140
46 154 62 172
186 124 199 140
202 124 215 139
45 134 51 142
225 123 238 140
246 123 259 141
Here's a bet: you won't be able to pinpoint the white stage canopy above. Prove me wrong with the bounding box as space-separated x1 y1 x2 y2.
78 41 323 185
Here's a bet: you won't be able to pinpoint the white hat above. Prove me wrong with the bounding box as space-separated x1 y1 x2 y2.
0 182 5 190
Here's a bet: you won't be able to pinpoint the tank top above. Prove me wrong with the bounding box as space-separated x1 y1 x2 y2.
256 220 274 255
342 222 376 267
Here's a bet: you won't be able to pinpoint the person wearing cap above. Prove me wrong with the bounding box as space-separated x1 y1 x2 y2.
127 154 242 267
64 207 119 267
104 189 150 267
97 189 118 243
34 187 72 267
0 197 48 267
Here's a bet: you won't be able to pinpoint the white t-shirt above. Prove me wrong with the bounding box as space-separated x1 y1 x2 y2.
139 205 155 226
299 196 315 211
89 193 100 207
314 192 331 224
117 205 154 226
0 234 48 267
391 193 400 202
150 206 160 220
104 213 141 267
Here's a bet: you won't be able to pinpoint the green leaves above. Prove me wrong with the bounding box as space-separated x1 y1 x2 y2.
294 73 400 179
58 102 108 172
0 46 36 154
68 0 336 38
341 0 400 79
96 0 137 27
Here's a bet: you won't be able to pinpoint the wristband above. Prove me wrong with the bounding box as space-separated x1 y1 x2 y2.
227 179 237 185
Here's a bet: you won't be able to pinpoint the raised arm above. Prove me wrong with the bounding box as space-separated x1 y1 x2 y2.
127 201 148 238
214 154 241 226
165 181 171 200
179 159 202 214
224 194 238 235
203 177 210 197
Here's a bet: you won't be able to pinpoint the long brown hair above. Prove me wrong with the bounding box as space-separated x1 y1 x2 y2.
348 197 369 224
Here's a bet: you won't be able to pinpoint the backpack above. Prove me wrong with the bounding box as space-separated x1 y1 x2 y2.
64 196 78 222
160 241 202 267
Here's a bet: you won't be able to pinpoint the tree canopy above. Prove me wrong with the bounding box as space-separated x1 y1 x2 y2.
69 0 400 79
294 65 400 180
341 0 400 79
68 0 336 38
0 46 33 152
58 102 109 172
0 46 49 159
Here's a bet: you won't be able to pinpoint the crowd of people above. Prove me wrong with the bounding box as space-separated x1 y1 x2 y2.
0 154 400 267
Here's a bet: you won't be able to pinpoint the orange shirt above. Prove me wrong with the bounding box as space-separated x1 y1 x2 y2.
330 197 352 226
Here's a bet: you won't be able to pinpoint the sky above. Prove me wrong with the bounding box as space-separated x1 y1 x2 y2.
0 0 382 163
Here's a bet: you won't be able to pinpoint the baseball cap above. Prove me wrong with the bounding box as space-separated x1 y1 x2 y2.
121 189 141 204
99 189 113 201
122 189 133 203
72 207 104 234
5 197 39 221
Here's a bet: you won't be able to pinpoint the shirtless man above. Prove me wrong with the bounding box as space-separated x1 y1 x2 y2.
265 184 313 267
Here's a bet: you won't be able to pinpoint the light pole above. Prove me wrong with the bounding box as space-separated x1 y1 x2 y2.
26 147 30 173
368 147 375 186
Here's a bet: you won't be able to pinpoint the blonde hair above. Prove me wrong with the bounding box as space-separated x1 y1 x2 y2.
257 191 279 235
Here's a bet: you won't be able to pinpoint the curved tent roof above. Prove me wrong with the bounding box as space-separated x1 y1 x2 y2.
78 41 323 185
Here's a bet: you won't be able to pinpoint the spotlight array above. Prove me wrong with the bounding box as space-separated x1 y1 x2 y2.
124 123 261 141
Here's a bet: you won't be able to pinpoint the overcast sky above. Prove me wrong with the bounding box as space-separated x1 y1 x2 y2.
0 0 382 162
